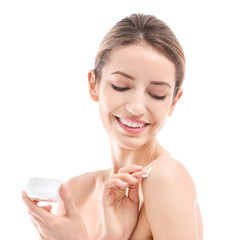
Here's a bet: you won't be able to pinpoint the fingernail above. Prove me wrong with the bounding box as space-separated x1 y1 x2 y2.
61 184 67 193
131 165 143 173
22 191 26 198
136 165 143 168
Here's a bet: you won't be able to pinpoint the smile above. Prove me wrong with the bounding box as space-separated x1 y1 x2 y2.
115 116 149 134
119 118 146 128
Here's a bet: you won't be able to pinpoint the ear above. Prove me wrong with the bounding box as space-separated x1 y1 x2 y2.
88 70 99 102
168 88 183 116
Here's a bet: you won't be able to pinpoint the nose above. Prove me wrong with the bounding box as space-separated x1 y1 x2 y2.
125 93 146 116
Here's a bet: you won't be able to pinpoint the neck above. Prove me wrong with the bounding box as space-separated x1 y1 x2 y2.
109 137 160 174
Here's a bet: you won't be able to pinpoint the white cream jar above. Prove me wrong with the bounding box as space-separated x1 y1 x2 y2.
26 178 65 202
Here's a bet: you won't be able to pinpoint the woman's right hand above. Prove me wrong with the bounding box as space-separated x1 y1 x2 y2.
99 164 148 240
22 184 91 240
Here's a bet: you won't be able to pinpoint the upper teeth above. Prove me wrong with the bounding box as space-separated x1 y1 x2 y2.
119 118 146 128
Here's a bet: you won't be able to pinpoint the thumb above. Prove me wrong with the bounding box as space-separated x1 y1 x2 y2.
128 182 140 205
59 183 77 217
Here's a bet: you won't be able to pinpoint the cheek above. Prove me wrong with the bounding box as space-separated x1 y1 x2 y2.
99 85 126 114
99 92 115 114
150 102 171 128
98 90 120 124
150 106 169 135
153 101 170 117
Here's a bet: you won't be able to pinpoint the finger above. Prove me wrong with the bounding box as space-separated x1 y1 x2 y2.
28 210 43 224
118 164 143 174
127 182 140 204
102 179 128 206
59 184 77 218
41 205 52 212
22 191 53 222
28 208 48 223
132 169 148 182
111 173 138 186
127 169 150 204
104 178 128 192
30 216 46 239
29 211 52 239
32 199 39 204
128 167 151 205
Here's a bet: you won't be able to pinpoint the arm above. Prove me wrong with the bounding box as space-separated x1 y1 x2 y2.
142 158 201 240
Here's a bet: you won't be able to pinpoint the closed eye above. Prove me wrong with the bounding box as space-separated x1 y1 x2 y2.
111 84 130 92
149 93 166 100
111 84 166 100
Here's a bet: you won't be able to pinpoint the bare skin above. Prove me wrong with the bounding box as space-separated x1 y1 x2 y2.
57 147 203 240
23 43 203 239
79 43 203 239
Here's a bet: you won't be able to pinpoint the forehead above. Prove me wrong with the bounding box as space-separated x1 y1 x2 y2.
103 43 176 88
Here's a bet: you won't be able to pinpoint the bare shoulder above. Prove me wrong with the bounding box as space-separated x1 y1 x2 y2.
143 156 197 201
141 156 200 239
66 171 99 192
57 169 107 216
66 169 107 204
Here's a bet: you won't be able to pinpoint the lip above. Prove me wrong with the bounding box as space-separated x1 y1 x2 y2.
118 116 148 124
115 116 149 134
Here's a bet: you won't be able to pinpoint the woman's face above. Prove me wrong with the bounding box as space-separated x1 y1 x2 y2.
89 43 182 149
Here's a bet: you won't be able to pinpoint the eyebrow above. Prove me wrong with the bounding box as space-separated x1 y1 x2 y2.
111 71 172 88
150 81 172 88
111 71 135 80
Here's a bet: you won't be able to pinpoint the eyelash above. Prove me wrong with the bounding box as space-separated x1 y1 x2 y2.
111 84 130 92
149 94 166 101
111 84 166 101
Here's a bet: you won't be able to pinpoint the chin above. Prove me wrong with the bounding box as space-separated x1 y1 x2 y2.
114 136 148 150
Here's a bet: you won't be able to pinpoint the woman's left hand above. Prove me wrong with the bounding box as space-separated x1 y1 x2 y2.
99 165 148 240
22 184 90 240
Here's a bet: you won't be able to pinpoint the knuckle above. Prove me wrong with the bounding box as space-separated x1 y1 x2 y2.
110 173 117 178
110 175 118 181
118 166 128 173
118 168 124 173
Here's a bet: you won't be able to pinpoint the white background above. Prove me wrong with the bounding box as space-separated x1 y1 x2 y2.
0 0 231 239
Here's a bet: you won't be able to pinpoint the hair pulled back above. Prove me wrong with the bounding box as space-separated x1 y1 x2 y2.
94 13 185 96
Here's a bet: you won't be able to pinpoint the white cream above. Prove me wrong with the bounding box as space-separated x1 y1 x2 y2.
142 166 152 178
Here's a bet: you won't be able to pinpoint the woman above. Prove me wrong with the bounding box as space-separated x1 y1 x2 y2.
22 13 203 240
